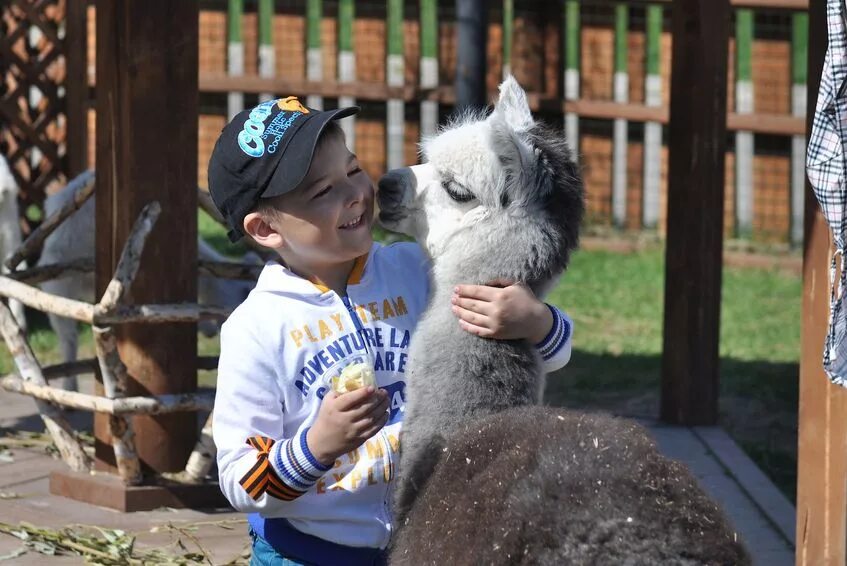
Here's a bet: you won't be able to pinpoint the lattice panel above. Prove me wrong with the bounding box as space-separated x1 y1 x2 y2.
0 0 67 232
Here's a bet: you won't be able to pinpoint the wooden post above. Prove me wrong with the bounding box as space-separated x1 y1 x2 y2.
795 1 847 563
455 0 487 111
64 0 87 177
790 12 808 247
660 0 730 426
94 0 198 475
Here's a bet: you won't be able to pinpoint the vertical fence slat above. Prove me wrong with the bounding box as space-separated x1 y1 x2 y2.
642 4 663 229
564 0 580 156
502 0 513 79
612 4 629 228
338 0 356 150
735 8 755 237
790 12 808 247
386 0 404 170
420 0 439 142
306 0 323 110
258 0 274 102
227 0 244 120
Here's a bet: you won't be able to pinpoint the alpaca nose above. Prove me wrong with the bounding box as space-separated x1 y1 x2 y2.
377 168 415 213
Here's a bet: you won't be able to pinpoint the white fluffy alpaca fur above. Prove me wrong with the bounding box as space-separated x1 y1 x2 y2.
0 156 27 331
378 77 748 564
378 76 584 518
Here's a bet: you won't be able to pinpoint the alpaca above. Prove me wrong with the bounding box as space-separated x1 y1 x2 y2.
377 77 748 563
378 76 584 520
391 407 749 565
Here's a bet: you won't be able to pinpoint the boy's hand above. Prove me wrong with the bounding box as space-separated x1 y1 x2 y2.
307 386 389 467
451 280 553 344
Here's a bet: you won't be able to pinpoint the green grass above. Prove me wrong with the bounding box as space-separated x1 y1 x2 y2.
544 245 800 501
0 219 802 501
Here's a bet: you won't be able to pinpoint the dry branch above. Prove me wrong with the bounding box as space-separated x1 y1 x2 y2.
97 201 162 310
92 326 141 484
0 275 94 322
43 359 98 381
0 302 90 472
94 304 232 325
197 187 225 225
0 375 215 415
6 259 94 286
198 259 262 280
5 170 96 271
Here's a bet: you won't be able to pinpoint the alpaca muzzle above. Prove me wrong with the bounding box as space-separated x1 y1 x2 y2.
377 168 416 223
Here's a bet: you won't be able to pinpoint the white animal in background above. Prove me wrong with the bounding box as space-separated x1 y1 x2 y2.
38 183 259 390
0 156 27 331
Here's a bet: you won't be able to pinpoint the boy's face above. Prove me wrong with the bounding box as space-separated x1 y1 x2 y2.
267 133 375 265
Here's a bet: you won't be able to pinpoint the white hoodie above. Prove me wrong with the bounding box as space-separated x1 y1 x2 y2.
213 242 573 562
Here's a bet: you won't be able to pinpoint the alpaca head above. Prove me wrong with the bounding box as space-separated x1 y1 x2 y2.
377 77 584 283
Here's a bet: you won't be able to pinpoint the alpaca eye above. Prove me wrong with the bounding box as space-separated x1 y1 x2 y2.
443 182 475 204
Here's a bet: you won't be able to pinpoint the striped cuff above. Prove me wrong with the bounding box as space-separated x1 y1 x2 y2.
238 430 331 502
268 427 332 499
534 304 572 361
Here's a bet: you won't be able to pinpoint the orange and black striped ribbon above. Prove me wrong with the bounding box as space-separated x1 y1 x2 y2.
239 436 303 501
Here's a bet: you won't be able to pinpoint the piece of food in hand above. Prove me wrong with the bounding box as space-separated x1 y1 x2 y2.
331 362 376 394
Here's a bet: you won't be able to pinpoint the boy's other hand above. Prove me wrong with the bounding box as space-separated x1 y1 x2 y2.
451 280 553 344
307 386 390 467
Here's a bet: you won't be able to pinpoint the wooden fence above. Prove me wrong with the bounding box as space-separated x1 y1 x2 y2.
2 0 811 245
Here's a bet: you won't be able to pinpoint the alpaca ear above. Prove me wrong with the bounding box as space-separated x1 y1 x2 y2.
489 116 538 206
493 75 534 133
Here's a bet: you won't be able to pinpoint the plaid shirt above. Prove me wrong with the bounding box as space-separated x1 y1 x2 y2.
808 0 847 386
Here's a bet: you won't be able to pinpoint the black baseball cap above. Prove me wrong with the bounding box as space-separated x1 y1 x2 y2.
208 96 358 242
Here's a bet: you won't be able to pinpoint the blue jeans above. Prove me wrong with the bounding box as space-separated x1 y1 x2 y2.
249 529 306 566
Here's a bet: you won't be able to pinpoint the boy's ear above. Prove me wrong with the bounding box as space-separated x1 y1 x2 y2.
243 212 284 249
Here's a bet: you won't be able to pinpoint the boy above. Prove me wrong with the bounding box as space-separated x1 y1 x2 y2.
209 97 574 566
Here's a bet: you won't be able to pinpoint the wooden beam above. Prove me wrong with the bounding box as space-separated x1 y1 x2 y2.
795 1 847 563
94 0 198 476
199 73 414 102
660 0 730 426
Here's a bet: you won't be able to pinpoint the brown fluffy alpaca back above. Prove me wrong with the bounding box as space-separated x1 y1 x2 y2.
391 406 750 566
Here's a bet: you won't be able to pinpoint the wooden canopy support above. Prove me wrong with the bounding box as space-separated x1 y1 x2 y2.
794 1 847 563
94 0 199 477
660 0 730 425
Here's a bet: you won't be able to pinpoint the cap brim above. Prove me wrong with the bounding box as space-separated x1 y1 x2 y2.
261 106 359 199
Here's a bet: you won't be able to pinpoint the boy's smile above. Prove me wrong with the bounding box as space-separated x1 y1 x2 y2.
261 132 375 289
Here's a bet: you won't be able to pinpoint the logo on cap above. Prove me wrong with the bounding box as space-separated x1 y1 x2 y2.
237 97 308 158
277 96 310 114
